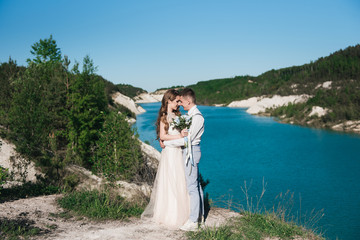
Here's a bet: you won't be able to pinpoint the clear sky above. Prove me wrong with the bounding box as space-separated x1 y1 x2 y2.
1 0 359 92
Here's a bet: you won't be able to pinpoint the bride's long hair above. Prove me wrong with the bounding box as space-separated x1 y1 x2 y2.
156 89 181 140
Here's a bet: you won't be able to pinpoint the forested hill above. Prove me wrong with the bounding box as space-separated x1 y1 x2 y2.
116 84 147 98
188 44 360 105
101 80 147 99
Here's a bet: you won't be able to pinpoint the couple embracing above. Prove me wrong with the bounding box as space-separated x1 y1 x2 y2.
141 88 205 231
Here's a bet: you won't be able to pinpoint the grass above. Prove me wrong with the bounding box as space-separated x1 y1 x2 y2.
188 212 322 240
187 180 324 240
0 218 46 240
0 182 59 203
57 190 146 220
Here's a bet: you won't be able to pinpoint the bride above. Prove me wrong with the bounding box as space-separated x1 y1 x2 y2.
141 89 190 228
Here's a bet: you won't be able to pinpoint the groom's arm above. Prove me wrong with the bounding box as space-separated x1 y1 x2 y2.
163 138 185 147
189 114 204 143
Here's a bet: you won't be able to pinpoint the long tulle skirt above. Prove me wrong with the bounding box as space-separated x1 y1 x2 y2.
142 146 190 228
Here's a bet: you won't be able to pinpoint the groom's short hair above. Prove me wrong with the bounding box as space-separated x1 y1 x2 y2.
181 88 196 104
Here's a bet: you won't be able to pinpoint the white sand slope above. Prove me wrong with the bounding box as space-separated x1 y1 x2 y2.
139 140 161 169
0 138 40 186
134 93 163 103
228 97 259 108
315 81 332 89
112 92 146 115
332 120 360 133
228 95 311 114
134 89 168 103
309 106 329 117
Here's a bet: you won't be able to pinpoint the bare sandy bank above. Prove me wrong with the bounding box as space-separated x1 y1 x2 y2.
112 92 146 115
228 95 311 114
134 92 163 103
228 94 360 134
0 194 239 240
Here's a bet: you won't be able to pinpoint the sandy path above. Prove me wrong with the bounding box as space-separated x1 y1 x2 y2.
0 194 239 240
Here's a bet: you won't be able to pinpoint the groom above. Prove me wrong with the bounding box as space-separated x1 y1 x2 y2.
162 88 205 231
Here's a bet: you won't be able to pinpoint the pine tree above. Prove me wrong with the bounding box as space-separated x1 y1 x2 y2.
27 34 62 64
66 56 107 167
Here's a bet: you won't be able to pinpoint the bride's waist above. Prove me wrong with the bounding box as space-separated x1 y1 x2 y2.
168 132 180 135
164 146 181 150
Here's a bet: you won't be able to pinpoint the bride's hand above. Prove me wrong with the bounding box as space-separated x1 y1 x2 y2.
181 129 188 137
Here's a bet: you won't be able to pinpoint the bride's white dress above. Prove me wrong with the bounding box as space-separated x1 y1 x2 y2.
142 114 190 228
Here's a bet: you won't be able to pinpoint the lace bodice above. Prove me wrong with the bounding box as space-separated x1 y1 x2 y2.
167 113 180 135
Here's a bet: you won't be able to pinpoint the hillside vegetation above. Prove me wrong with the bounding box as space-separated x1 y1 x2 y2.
0 36 150 187
102 81 147 99
116 83 147 98
189 45 360 105
187 44 360 128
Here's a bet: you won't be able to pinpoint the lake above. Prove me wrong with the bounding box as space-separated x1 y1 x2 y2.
134 102 360 240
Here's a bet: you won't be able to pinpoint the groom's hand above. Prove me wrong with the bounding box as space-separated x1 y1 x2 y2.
159 140 165 149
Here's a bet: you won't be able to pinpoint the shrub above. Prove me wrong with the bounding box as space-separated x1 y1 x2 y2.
0 167 8 195
92 111 143 182
62 174 80 192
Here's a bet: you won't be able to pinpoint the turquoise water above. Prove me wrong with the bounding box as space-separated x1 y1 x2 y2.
134 103 360 240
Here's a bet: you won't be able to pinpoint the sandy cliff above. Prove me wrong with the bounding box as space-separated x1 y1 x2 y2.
134 92 163 103
112 92 146 115
0 138 41 187
134 90 166 104
228 94 311 114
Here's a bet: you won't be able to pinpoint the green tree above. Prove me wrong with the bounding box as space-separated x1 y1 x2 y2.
8 63 68 154
0 58 25 129
9 69 50 157
27 34 62 64
8 37 68 181
66 56 107 167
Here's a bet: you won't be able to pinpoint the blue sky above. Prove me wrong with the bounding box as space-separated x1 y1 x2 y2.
0 0 359 92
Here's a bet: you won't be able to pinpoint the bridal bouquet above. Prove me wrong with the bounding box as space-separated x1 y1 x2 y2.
172 114 194 169
171 114 192 131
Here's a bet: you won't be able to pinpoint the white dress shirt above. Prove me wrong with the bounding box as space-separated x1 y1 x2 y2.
164 105 204 147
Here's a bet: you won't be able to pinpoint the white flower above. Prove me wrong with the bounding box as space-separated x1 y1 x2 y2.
174 116 180 124
171 114 192 131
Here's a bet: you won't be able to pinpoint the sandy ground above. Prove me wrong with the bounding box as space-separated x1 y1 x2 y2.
0 194 239 240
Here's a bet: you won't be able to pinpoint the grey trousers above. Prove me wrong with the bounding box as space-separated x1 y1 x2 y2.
183 145 204 222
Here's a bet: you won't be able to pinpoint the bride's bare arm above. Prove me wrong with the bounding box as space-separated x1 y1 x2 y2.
159 121 185 141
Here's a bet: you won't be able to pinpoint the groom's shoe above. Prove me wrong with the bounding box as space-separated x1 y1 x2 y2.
198 216 205 228
180 220 198 231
